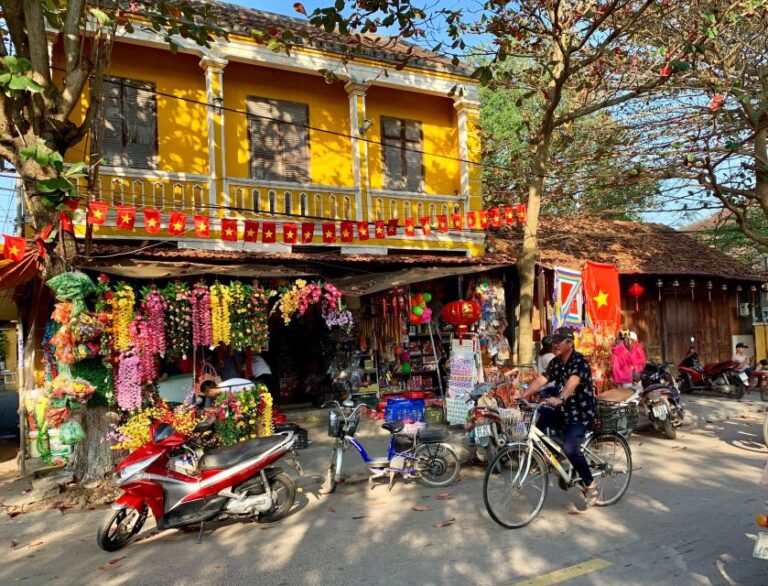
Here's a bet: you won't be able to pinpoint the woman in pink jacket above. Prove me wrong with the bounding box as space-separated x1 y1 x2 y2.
611 333 634 388
628 331 647 377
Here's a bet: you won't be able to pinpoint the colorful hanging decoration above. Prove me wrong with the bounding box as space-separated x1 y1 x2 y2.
628 282 645 312
190 281 212 348
130 315 157 383
274 280 354 332
111 283 136 352
115 351 142 411
162 281 192 360
582 261 621 333
408 292 433 325
230 281 257 352
141 285 167 358
210 282 232 346
106 400 199 451
553 266 584 329
251 282 274 352
441 300 481 335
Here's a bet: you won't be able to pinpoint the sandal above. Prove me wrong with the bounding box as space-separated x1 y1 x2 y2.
583 484 599 506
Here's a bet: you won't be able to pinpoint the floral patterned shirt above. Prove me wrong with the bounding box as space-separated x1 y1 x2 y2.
543 350 596 426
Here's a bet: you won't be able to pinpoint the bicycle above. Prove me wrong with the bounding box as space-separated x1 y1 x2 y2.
321 400 460 493
483 400 633 529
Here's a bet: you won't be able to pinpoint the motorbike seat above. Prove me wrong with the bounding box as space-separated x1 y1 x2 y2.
417 428 450 443
200 436 285 471
382 421 405 434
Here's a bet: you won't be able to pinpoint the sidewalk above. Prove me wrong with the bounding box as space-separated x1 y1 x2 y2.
680 393 767 425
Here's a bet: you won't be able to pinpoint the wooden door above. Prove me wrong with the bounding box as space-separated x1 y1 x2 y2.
662 295 732 364
661 296 695 364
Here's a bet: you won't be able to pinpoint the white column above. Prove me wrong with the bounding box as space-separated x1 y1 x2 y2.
345 81 369 222
200 56 228 214
453 95 480 200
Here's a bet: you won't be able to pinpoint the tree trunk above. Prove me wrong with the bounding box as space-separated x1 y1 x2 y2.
67 406 117 482
517 133 550 365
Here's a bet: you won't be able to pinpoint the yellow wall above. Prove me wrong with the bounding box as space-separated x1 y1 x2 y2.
223 62 353 188
366 86 460 195
64 43 209 176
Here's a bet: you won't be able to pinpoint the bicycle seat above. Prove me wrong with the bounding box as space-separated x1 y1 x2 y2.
418 428 450 443
382 421 404 434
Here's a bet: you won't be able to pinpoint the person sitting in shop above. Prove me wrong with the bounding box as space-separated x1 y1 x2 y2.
197 377 256 408
733 343 753 377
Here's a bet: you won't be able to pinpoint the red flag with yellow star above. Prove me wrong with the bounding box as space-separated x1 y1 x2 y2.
582 261 621 332
386 219 398 236
143 209 161 234
283 222 298 244
244 220 259 242
490 208 502 228
194 215 210 238
404 218 415 237
301 222 314 243
87 201 108 225
168 212 187 236
437 215 448 233
322 222 336 243
2 235 25 262
503 206 515 225
479 210 490 229
221 218 238 242
516 203 528 224
116 205 136 230
419 216 431 236
340 221 354 243
262 222 276 243
452 213 464 231
373 220 385 239
466 210 478 229
357 222 369 241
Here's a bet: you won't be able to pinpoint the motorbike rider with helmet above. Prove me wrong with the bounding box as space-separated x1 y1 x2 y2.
523 326 599 504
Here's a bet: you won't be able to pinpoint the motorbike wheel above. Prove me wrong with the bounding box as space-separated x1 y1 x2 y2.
415 442 460 487
258 473 296 523
320 447 340 495
729 377 746 400
96 505 148 552
678 375 693 394
659 416 676 439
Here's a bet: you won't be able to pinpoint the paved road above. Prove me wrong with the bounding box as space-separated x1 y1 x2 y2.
2 411 768 585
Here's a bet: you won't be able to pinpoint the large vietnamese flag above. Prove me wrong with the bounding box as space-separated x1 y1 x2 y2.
582 261 621 332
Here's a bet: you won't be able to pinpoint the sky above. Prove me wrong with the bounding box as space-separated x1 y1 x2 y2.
0 0 705 236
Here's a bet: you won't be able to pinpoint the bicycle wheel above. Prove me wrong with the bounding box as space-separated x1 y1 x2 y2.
483 443 548 529
414 442 460 487
583 433 632 506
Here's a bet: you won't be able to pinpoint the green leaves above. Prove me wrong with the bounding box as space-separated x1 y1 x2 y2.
89 7 115 27
0 56 43 97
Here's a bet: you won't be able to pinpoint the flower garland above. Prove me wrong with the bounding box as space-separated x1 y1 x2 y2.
162 282 192 361
190 281 212 348
230 281 256 351
275 279 355 333
111 283 136 352
95 275 115 357
212 385 271 446
251 282 274 352
115 351 142 411
260 390 273 437
106 399 199 451
130 315 157 384
210 282 232 346
141 285 167 358
42 319 59 382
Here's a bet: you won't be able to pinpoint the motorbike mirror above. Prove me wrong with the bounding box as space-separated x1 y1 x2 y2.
341 399 355 408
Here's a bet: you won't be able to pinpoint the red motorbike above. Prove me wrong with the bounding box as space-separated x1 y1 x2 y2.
677 337 747 399
97 421 302 551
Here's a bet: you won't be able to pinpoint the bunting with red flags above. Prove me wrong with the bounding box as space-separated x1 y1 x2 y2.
301 222 314 243
386 219 398 237
373 220 385 239
452 213 464 231
116 205 136 230
143 209 161 234
87 201 108 225
262 221 276 243
221 218 238 242
322 222 336 243
340 221 354 243
283 222 298 244
357 222 369 241
404 218 415 237
2 235 25 262
168 212 187 236
466 210 478 229
194 215 210 238
437 215 448 233
490 208 502 228
479 210 489 229
420 216 431 235
244 220 259 242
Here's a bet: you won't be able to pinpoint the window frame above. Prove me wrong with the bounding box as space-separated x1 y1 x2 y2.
381 115 424 192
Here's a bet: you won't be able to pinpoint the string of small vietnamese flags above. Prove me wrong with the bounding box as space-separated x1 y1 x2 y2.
1 200 527 263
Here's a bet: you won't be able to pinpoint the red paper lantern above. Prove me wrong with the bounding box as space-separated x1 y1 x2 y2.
628 282 645 311
441 300 481 334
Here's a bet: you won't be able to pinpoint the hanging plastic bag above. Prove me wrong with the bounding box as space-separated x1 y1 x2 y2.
46 271 96 316
60 420 85 445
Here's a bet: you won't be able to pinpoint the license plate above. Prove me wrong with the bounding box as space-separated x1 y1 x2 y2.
739 372 749 382
652 405 668 420
475 424 493 439
754 532 768 559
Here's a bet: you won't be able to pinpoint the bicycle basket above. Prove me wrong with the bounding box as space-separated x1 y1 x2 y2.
500 408 532 441
596 400 639 434
328 410 360 438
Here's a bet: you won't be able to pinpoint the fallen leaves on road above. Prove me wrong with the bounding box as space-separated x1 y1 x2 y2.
327 506 336 513
26 541 43 549
99 556 126 571
412 504 432 511
567 511 582 516
352 515 368 520
670 446 687 451
432 517 456 528
435 493 455 501
10 540 17 548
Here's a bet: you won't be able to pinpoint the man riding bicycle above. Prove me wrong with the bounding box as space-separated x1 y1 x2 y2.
523 326 598 504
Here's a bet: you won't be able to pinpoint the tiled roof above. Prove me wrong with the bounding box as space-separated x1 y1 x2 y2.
190 0 473 76
487 216 767 281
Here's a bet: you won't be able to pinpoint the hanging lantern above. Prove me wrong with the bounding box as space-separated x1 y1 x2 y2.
672 279 679 299
656 278 663 301
441 300 481 335
706 280 713 302
628 282 645 311
721 283 728 301
736 284 743 305
689 278 695 300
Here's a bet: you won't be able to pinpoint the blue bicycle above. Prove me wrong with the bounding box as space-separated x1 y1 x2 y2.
321 400 460 493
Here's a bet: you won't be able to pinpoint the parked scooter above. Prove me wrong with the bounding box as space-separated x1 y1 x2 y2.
637 362 685 439
466 382 508 466
677 337 747 399
97 420 302 552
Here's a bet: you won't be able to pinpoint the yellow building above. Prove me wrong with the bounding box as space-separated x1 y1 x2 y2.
59 3 484 257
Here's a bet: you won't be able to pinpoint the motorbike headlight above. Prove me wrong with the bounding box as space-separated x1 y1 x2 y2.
118 454 161 484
